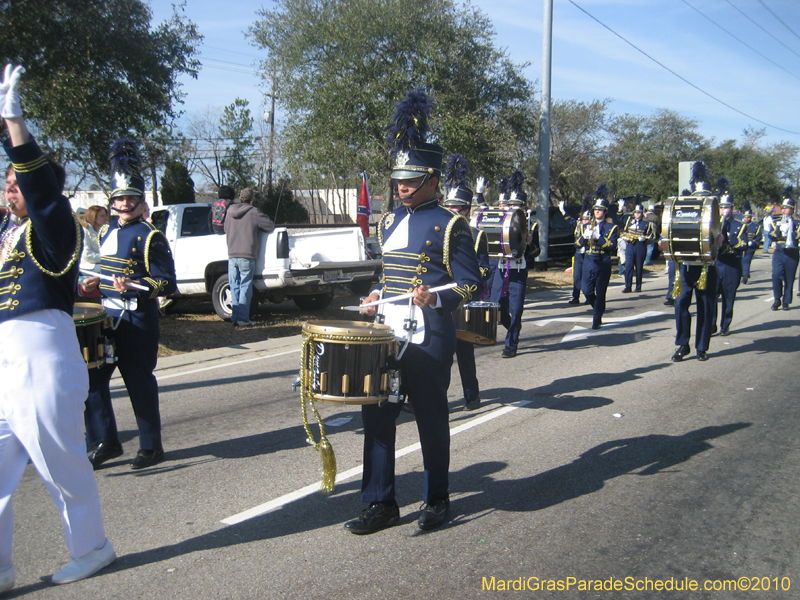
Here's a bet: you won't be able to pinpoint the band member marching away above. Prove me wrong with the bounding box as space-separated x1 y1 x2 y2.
349 90 481 534
577 184 619 329
671 161 718 362
490 170 532 358
617 198 655 293
740 199 760 284
442 154 490 410
769 186 800 311
712 177 746 335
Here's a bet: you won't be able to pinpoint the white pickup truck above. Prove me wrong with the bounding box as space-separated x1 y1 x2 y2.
150 204 381 320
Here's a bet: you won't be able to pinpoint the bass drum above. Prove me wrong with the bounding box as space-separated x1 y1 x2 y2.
661 195 720 265
471 207 527 259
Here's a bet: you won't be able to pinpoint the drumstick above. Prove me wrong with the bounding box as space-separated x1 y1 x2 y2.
80 269 150 292
340 282 457 310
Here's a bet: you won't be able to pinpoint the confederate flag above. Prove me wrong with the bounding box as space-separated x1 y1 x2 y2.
357 172 371 239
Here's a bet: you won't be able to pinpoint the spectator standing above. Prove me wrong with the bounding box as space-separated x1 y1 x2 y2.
224 188 275 326
79 205 109 273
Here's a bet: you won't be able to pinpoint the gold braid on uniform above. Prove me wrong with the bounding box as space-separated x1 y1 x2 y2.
25 214 82 278
144 228 170 299
672 266 682 299
443 212 469 279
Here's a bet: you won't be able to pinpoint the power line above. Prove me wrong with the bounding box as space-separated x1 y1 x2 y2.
757 0 800 44
723 0 800 61
682 0 800 81
567 0 800 136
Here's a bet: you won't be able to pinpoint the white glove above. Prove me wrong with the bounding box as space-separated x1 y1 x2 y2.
617 199 625 211
638 236 646 242
0 64 25 119
749 241 756 247
558 200 566 215
780 223 790 235
475 176 485 194
591 226 601 240
583 225 593 238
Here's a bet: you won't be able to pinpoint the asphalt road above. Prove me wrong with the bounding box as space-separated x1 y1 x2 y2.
7 253 799 600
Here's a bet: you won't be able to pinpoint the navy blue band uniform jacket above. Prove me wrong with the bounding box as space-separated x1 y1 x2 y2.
576 219 619 259
97 218 177 312
472 227 491 286
743 221 761 250
621 216 655 244
1 138 81 322
377 198 482 362
717 216 747 265
769 217 800 250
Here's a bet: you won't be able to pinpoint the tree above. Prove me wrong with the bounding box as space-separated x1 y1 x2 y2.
160 161 196 205
253 179 309 224
1 0 202 184
603 109 707 201
249 0 536 205
219 98 256 191
704 140 785 209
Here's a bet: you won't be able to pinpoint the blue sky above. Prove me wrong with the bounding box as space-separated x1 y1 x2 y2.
151 0 800 148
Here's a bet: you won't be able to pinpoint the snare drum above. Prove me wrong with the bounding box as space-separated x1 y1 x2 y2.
73 302 115 369
661 195 720 265
301 320 397 404
453 301 499 345
471 207 527 259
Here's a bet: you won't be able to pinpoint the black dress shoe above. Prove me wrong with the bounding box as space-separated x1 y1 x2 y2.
742 276 748 284
720 329 730 336
622 287 631 293
771 301 780 311
591 321 601 330
697 351 709 361
634 287 642 293
344 502 400 535
664 298 674 306
464 397 480 411
567 298 581 305
418 498 450 531
501 347 516 358
782 303 790 311
130 449 164 470
671 345 690 362
88 442 123 469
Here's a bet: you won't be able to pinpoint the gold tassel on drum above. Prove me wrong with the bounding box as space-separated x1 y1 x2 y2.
672 267 682 299
300 333 338 493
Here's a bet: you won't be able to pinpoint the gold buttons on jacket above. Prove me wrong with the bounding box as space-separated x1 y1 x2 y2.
435 226 441 232
137 236 142 241
426 240 432 246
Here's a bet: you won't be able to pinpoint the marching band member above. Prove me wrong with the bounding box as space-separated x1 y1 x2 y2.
769 187 800 311
577 184 619 329
443 155 490 410
617 197 655 293
490 170 532 358
80 140 177 470
739 200 760 284
349 90 481 534
712 177 746 336
671 161 717 362
561 196 592 305
0 64 114 591
485 176 509 297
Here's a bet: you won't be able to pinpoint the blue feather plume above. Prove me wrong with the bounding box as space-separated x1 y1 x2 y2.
444 154 469 192
498 177 509 196
742 199 751 213
690 160 707 189
385 89 433 154
508 170 525 196
108 138 141 176
594 183 609 200
783 185 794 200
581 194 592 214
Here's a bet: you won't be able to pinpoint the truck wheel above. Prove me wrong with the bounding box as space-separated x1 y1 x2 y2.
211 274 233 320
293 291 334 311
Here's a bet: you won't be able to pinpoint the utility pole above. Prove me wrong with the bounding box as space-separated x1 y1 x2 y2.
267 80 276 195
535 0 553 271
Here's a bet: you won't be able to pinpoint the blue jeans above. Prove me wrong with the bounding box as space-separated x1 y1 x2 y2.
228 257 255 323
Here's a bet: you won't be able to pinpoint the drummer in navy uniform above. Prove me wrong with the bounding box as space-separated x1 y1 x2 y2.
490 170 532 358
349 90 482 534
442 155 490 410
577 184 619 329
769 186 800 311
712 177 746 335
80 139 177 470
671 161 718 362
617 197 655 293
484 176 508 297
739 200 760 284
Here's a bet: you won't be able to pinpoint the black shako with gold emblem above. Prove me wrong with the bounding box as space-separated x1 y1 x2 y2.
97 218 176 308
0 138 81 321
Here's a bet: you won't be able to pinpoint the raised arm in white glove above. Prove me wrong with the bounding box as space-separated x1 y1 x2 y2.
0 64 25 119
617 199 625 212
558 200 566 215
475 176 485 194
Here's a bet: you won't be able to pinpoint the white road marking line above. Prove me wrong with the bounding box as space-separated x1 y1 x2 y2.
221 399 533 525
